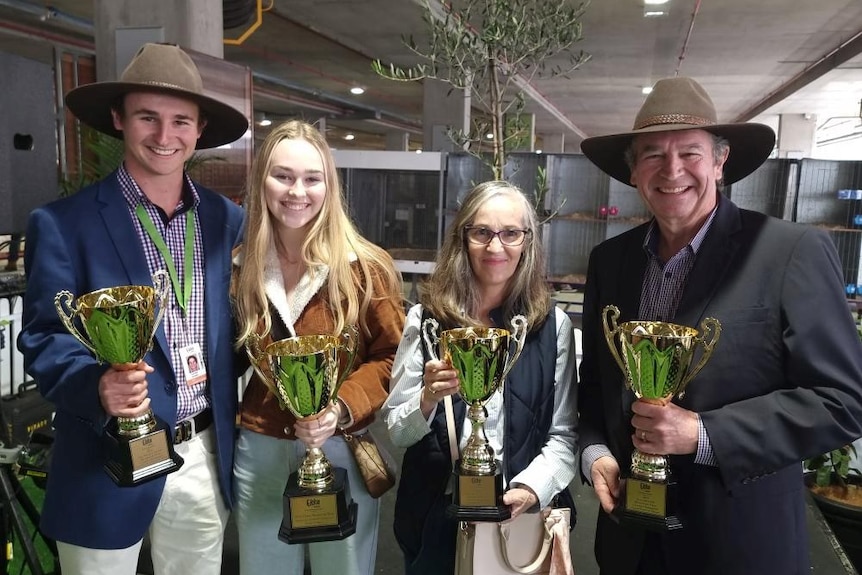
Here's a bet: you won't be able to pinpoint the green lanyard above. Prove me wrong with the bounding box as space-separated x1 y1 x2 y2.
135 204 196 315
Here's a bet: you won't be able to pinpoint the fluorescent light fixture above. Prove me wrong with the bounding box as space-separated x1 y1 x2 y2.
644 10 666 16
344 133 355 141
642 86 653 95
350 86 365 95
644 0 669 4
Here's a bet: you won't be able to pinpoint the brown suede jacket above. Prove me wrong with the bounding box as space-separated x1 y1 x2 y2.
235 259 405 440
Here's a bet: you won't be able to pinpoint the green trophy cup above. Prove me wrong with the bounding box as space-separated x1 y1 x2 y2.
247 327 358 543
422 315 528 522
54 270 184 486
602 304 721 530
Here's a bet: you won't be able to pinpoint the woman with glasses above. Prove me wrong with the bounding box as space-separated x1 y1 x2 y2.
382 181 578 574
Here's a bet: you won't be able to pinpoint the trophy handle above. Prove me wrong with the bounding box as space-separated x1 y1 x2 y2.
54 290 99 357
245 332 288 409
148 270 170 346
500 314 528 383
602 305 627 377
333 325 360 395
421 317 441 362
678 317 722 396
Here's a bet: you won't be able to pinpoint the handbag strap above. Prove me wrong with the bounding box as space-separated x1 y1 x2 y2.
498 514 554 574
444 394 459 465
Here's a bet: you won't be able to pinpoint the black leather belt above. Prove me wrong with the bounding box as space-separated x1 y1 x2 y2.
174 409 213 444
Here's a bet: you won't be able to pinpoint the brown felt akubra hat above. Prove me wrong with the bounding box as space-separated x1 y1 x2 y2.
580 77 776 186
64 43 249 150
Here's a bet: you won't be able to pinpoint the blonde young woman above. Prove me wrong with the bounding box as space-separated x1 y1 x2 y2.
383 181 578 574
232 120 405 575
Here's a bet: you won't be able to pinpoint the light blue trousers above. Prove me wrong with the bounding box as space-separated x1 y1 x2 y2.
233 428 380 575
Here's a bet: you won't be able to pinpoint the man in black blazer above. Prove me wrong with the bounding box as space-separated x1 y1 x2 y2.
577 77 862 574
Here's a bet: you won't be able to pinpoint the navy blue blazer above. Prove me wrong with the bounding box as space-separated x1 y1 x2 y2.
579 194 862 575
18 171 244 549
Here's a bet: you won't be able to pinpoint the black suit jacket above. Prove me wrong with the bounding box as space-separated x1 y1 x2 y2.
579 194 862 575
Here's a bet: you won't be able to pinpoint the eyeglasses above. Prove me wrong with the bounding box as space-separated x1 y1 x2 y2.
463 226 531 246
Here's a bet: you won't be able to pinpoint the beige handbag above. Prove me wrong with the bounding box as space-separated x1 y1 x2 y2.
343 429 397 498
445 395 574 575
454 507 573 575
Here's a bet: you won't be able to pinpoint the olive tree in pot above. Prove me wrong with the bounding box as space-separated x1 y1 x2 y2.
805 443 862 570
372 0 590 220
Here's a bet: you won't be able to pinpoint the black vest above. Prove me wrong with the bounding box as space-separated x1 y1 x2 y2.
394 307 572 575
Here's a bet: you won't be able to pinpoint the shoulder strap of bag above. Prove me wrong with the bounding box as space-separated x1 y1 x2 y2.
498 512 554 574
444 394 458 465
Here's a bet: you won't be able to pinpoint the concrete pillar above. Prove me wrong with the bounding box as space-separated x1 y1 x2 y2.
539 132 566 154
385 131 410 151
94 0 224 81
777 113 816 159
422 78 470 152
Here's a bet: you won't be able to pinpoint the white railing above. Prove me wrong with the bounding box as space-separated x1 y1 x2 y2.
0 294 31 397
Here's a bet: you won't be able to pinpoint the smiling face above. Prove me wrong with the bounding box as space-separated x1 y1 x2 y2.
466 194 528 293
264 138 326 236
111 91 204 183
630 128 728 236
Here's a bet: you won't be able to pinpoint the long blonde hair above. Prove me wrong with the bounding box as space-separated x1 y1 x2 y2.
420 181 551 330
234 120 401 345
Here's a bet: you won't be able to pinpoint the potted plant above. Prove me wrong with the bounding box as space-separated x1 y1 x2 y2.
805 443 862 570
372 0 590 219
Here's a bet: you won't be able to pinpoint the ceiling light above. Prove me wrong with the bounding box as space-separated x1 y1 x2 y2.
415 149 423 154
644 10 667 17
644 0 669 4
350 86 365 95
535 149 543 154
642 86 653 95
485 133 494 140
344 133 355 141
258 118 272 127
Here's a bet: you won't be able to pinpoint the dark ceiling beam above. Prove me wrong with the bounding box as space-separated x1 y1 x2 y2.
734 29 862 122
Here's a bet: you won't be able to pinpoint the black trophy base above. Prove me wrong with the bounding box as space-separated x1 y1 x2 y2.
612 475 683 531
279 467 357 544
445 459 511 522
103 417 184 487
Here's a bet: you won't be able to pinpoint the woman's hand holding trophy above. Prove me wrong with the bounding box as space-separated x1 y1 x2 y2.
246 326 360 544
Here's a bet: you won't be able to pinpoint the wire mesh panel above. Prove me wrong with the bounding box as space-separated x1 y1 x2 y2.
545 154 612 281
728 159 796 219
342 168 440 251
795 159 862 285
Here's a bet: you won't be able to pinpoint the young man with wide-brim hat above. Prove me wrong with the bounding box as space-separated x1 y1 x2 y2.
577 76 862 575
19 43 248 575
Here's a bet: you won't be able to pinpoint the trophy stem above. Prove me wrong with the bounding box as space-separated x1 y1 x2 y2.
298 446 335 491
116 410 158 437
460 403 495 475
631 448 669 482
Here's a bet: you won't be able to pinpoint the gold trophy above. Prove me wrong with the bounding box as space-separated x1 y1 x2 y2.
54 270 184 486
247 327 358 543
422 315 528 522
602 305 721 530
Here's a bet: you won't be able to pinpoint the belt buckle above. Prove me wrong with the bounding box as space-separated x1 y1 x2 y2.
175 420 192 444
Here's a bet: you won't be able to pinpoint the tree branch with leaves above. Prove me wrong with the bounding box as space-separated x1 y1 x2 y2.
373 0 590 185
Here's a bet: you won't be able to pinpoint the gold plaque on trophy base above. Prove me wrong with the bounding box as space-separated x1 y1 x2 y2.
279 467 358 544
103 420 183 487
615 476 682 531
446 459 511 522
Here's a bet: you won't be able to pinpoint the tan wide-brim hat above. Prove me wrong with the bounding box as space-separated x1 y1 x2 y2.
65 43 249 150
580 77 776 186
